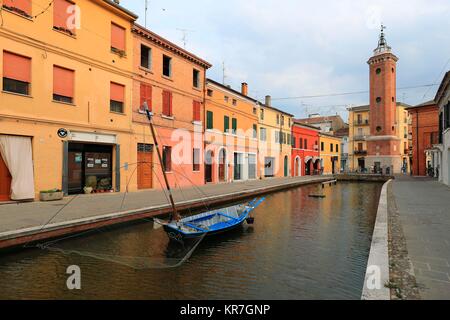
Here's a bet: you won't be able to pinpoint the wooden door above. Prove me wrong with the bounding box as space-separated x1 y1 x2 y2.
0 154 12 201
137 144 153 190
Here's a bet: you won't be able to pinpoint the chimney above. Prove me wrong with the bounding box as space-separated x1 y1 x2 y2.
113 0 120 4
265 95 271 107
241 82 248 96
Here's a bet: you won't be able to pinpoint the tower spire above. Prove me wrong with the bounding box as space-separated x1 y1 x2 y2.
374 24 391 54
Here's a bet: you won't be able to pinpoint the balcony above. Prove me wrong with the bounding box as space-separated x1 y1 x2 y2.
353 135 367 141
354 119 369 126
354 150 368 156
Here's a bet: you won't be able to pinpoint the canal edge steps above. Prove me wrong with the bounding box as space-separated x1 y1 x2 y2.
361 179 392 300
0 176 333 250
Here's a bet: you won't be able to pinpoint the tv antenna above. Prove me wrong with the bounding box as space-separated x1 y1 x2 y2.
144 0 148 27
176 28 195 49
222 61 227 85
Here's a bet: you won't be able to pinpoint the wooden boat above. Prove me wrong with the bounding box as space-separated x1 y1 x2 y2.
142 102 265 242
155 198 265 241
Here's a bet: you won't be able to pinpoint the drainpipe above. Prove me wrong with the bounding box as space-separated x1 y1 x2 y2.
416 109 419 176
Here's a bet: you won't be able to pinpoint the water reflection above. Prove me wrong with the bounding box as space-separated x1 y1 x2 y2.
0 182 381 300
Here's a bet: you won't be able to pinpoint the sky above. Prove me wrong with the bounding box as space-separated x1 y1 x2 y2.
120 0 450 120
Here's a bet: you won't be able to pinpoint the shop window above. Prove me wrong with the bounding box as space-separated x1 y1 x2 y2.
2 51 31 95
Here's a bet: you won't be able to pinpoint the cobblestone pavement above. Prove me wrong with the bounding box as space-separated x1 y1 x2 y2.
392 175 450 300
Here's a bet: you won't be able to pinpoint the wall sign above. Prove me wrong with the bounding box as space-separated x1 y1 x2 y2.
57 128 69 139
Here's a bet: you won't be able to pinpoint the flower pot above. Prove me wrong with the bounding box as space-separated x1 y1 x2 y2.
40 191 64 202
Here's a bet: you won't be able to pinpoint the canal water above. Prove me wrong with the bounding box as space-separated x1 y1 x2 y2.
0 181 382 300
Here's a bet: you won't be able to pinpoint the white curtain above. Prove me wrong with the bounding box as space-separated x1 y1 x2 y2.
0 135 35 200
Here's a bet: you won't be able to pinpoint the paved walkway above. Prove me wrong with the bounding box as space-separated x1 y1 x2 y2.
0 176 333 246
392 175 450 299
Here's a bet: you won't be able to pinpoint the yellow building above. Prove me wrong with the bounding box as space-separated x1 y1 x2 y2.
204 81 259 183
0 0 137 200
257 96 293 178
348 103 411 172
319 133 341 174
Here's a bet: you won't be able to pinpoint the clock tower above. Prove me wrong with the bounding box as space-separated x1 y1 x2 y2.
366 25 402 174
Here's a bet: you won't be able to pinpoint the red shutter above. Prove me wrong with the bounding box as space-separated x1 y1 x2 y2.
111 23 126 51
162 91 172 116
140 83 152 111
3 51 31 83
110 82 124 102
193 100 201 121
4 0 31 15
53 66 74 98
54 0 75 32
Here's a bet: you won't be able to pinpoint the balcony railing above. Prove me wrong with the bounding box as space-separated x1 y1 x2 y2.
354 119 369 126
353 135 367 141
354 150 368 156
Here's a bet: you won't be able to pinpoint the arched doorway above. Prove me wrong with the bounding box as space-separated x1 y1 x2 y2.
294 157 301 177
205 150 214 183
305 159 312 175
218 148 226 182
284 156 289 177
313 159 321 175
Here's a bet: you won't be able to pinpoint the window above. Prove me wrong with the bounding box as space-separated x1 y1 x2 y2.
54 0 76 35
193 69 200 88
260 128 267 141
232 99 237 106
376 97 382 103
193 100 201 122
253 107 257 115
299 138 303 149
163 55 172 77
110 82 125 113
253 124 257 139
376 68 381 74
224 116 230 133
193 148 200 171
336 144 339 153
281 115 285 126
111 23 125 52
276 114 280 125
207 89 213 97
137 143 153 153
260 108 265 120
304 139 308 149
224 96 229 103
53 65 74 103
162 90 173 116
140 44 151 69
3 0 32 17
292 136 296 148
377 126 382 132
162 146 172 172
287 134 291 145
232 118 237 135
206 111 213 130
330 144 334 152
275 131 280 143
321 142 324 151
2 51 31 95
140 83 152 111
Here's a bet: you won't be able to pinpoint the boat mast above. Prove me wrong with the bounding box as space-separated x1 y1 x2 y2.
143 102 181 222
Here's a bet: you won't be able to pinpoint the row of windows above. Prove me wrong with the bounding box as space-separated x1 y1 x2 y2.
141 44 201 88
292 138 319 150
320 142 340 153
205 111 257 138
3 0 127 53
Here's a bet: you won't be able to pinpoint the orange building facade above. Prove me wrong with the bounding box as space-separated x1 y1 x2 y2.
130 25 211 191
204 80 259 183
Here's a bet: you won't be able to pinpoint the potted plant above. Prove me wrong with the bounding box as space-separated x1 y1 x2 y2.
83 186 93 194
40 189 64 201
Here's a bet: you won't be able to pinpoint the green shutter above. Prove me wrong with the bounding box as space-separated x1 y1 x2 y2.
232 118 237 134
224 116 229 133
207 111 213 129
